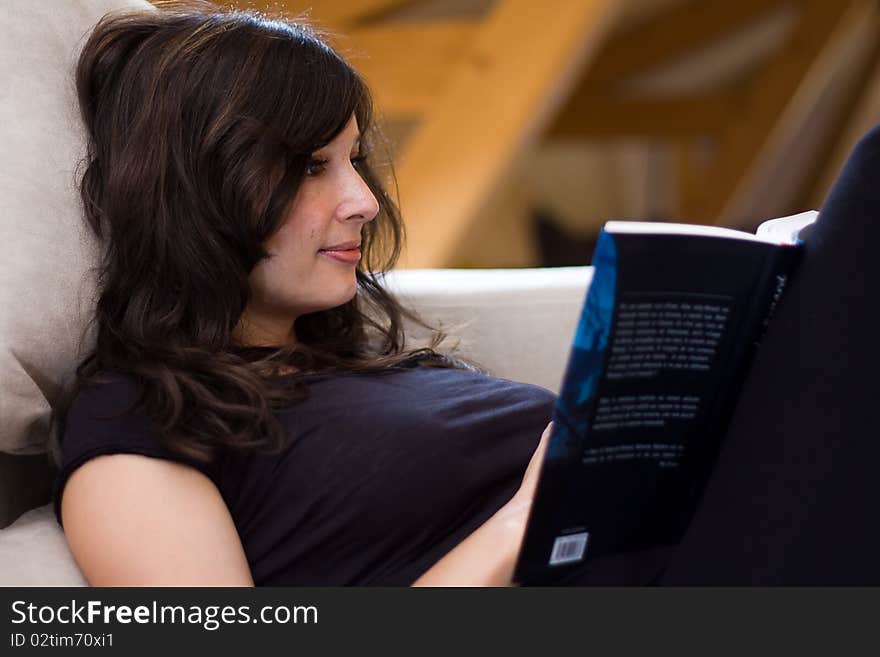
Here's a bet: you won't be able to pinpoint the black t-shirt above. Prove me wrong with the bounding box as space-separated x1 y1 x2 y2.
52 366 556 585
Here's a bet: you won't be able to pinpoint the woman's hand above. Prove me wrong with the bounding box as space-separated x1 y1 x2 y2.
515 420 554 503
492 420 554 543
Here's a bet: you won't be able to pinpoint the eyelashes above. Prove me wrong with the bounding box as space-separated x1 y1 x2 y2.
305 154 368 177
305 158 328 176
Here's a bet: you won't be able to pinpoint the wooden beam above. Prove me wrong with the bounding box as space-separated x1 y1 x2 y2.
395 0 620 269
549 91 738 139
220 5 477 116
581 0 791 90
338 21 479 117
682 0 852 223
674 137 716 221
805 13 880 208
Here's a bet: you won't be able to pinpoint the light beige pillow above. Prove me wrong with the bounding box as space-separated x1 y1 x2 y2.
0 0 153 457
0 505 87 586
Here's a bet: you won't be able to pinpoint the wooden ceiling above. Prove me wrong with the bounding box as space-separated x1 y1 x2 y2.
219 0 880 267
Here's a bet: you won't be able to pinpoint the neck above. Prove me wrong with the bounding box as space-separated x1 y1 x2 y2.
233 311 297 348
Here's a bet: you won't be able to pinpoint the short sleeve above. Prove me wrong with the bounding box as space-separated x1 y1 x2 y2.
52 372 221 528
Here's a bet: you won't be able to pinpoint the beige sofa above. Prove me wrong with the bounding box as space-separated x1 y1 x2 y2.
0 0 593 586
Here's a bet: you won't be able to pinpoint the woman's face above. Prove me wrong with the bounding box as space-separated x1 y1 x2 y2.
237 114 379 346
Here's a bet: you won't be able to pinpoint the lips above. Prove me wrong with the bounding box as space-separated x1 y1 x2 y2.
318 241 362 264
319 241 361 252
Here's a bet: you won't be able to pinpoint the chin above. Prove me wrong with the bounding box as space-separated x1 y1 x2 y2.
322 282 359 311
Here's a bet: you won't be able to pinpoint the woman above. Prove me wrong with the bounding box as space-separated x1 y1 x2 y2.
53 2 555 586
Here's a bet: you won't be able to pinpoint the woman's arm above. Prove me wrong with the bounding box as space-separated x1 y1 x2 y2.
61 454 254 586
61 421 552 587
411 421 553 587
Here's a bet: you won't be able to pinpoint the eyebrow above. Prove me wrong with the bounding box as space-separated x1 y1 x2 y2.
311 131 361 158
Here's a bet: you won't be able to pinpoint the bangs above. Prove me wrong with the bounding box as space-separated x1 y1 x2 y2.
258 20 372 153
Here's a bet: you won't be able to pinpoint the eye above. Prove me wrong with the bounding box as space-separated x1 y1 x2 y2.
305 157 328 177
351 154 367 168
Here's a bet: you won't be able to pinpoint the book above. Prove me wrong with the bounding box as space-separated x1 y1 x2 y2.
513 210 819 585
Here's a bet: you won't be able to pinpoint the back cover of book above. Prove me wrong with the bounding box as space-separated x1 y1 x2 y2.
514 227 802 585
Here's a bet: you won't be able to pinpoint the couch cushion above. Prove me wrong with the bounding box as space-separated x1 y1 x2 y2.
0 0 152 459
0 0 152 528
0 504 86 586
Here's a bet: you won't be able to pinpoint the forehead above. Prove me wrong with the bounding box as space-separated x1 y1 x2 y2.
322 114 360 149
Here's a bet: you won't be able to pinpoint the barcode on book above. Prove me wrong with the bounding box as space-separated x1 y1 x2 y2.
548 532 589 566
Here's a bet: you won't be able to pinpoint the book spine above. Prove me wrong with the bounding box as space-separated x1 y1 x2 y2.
753 251 800 348
730 245 802 383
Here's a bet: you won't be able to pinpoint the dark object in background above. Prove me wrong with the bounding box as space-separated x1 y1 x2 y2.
532 208 599 267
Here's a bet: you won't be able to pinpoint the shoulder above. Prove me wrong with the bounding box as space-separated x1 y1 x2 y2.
59 370 153 459
66 370 144 420
53 370 217 528
59 450 252 585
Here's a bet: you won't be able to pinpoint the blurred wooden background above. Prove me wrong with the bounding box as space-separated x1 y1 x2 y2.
212 0 880 268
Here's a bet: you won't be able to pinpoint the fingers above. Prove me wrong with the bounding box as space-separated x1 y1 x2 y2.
519 421 554 501
534 421 553 464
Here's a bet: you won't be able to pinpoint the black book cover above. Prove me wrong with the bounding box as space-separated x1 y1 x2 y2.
513 221 806 585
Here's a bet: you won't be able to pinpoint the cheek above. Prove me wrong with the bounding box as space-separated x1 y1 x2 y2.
251 230 351 306
264 208 324 271
278 186 327 247
271 219 317 254
257 239 315 293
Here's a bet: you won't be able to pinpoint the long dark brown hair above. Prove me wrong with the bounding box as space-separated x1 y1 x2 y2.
60 1 480 464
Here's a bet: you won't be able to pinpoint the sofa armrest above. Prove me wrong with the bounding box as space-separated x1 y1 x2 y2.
382 266 593 393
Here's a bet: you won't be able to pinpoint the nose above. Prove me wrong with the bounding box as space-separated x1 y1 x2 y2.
336 166 380 225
